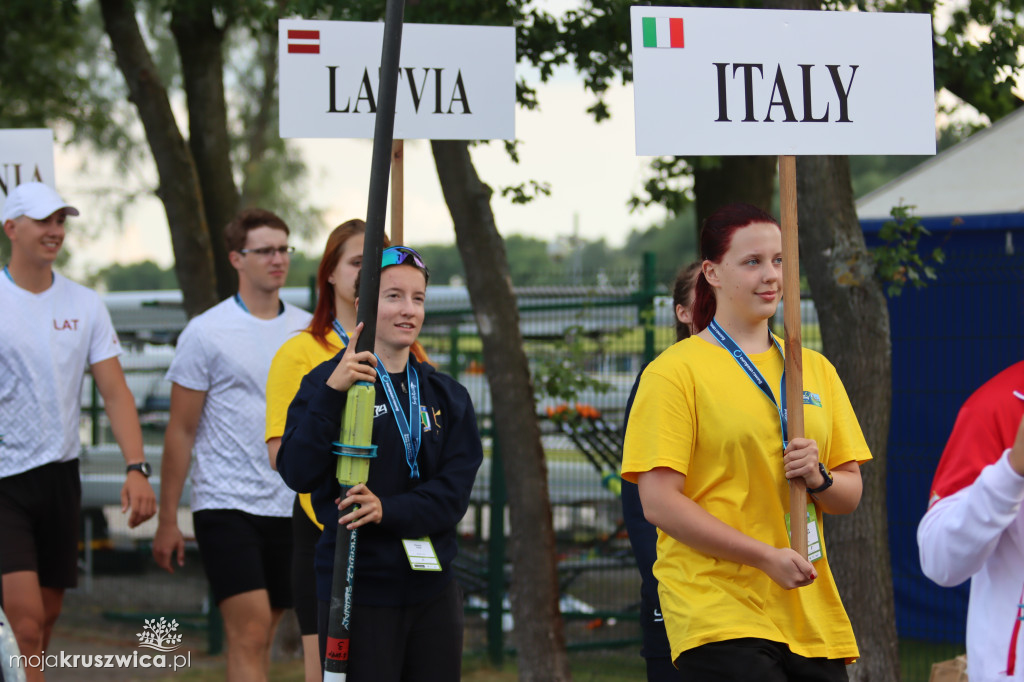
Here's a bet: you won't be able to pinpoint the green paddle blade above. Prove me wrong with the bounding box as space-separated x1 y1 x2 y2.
336 381 377 486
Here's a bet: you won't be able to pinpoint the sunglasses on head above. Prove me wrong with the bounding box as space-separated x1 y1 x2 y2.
381 246 429 282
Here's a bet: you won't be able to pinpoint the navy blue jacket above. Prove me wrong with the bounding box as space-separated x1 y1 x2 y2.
622 363 672 661
277 354 483 606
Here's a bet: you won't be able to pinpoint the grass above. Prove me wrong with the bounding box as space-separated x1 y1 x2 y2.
899 638 966 682
161 640 956 682
64 620 953 682
147 650 647 682
153 639 965 682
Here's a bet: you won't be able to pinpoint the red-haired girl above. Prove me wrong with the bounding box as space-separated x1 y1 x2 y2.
622 203 871 681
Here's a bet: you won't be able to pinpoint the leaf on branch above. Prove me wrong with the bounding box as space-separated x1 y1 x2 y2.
869 203 946 297
500 180 552 205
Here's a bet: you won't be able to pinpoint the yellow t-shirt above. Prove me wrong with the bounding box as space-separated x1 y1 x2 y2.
621 335 871 663
266 329 344 528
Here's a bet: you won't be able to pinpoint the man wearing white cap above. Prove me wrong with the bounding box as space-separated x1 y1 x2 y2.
0 182 156 679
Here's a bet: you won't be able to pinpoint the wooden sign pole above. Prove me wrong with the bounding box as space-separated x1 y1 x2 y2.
391 139 404 245
779 154 808 560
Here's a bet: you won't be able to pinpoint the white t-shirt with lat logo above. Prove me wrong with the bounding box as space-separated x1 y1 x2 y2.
166 297 311 517
0 272 122 478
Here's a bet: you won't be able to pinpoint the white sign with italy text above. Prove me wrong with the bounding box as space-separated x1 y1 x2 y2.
0 129 56 216
631 7 936 156
279 20 515 140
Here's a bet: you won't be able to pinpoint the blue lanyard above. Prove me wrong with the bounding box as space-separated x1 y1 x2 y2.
707 318 789 448
234 293 283 316
2 265 52 287
331 319 351 347
374 356 422 478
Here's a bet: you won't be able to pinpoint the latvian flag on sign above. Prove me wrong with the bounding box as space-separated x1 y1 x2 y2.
287 29 320 54
641 16 684 48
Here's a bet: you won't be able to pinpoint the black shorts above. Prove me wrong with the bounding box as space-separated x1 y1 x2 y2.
675 638 849 682
292 495 321 635
192 509 293 608
318 579 464 682
0 460 82 589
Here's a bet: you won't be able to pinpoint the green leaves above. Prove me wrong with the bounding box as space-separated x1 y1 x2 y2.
500 179 551 205
531 322 612 406
870 203 946 296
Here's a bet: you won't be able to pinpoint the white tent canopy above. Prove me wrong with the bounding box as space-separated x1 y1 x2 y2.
856 106 1024 220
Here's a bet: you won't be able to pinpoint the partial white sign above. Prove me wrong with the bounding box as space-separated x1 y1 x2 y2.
0 129 56 217
631 7 936 156
279 20 515 140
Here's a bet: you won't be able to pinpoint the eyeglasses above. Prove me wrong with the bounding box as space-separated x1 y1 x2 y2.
381 246 429 281
238 245 295 258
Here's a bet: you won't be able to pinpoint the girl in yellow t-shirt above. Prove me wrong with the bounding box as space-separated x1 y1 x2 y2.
265 218 370 682
621 203 871 681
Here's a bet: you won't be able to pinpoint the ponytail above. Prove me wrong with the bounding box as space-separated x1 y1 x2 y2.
690 269 717 333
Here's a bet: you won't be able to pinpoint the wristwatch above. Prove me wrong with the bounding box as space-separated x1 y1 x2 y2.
806 463 833 494
126 462 152 478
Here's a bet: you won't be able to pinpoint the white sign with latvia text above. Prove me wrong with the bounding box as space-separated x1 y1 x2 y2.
630 6 936 156
279 20 515 141
0 129 56 217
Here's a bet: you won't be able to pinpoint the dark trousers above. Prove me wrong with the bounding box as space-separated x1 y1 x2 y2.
648 655 685 681
318 578 464 682
675 638 849 682
291 496 321 635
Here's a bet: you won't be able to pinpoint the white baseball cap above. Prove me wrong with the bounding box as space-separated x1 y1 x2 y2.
2 182 80 223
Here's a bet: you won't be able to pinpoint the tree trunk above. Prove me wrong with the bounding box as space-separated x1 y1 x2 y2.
171 0 239 300
431 140 572 682
99 0 217 318
239 38 278 208
796 155 899 682
693 155 777 229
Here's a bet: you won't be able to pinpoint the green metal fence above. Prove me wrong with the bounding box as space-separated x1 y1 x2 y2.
79 251 920 673
413 255 667 662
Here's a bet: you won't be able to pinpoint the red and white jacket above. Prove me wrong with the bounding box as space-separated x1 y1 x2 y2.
918 361 1024 681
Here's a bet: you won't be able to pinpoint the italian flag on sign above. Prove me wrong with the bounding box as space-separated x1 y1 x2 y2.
642 16 685 48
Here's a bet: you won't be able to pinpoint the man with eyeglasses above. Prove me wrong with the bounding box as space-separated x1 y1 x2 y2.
153 208 311 682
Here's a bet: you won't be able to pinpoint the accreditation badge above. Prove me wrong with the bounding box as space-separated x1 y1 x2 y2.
402 537 442 571
786 504 824 563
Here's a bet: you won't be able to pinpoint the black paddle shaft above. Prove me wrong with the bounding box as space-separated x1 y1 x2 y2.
324 1 406 679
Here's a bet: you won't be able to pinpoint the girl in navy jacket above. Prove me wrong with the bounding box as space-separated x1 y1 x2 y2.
277 246 483 681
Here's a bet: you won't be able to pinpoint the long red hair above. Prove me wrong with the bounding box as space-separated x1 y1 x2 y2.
691 203 780 333
308 220 389 348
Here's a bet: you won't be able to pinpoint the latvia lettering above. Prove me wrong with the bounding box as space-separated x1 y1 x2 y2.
0 164 45 196
327 66 472 115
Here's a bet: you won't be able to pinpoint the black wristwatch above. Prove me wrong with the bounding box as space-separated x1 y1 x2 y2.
807 463 833 495
126 462 152 478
